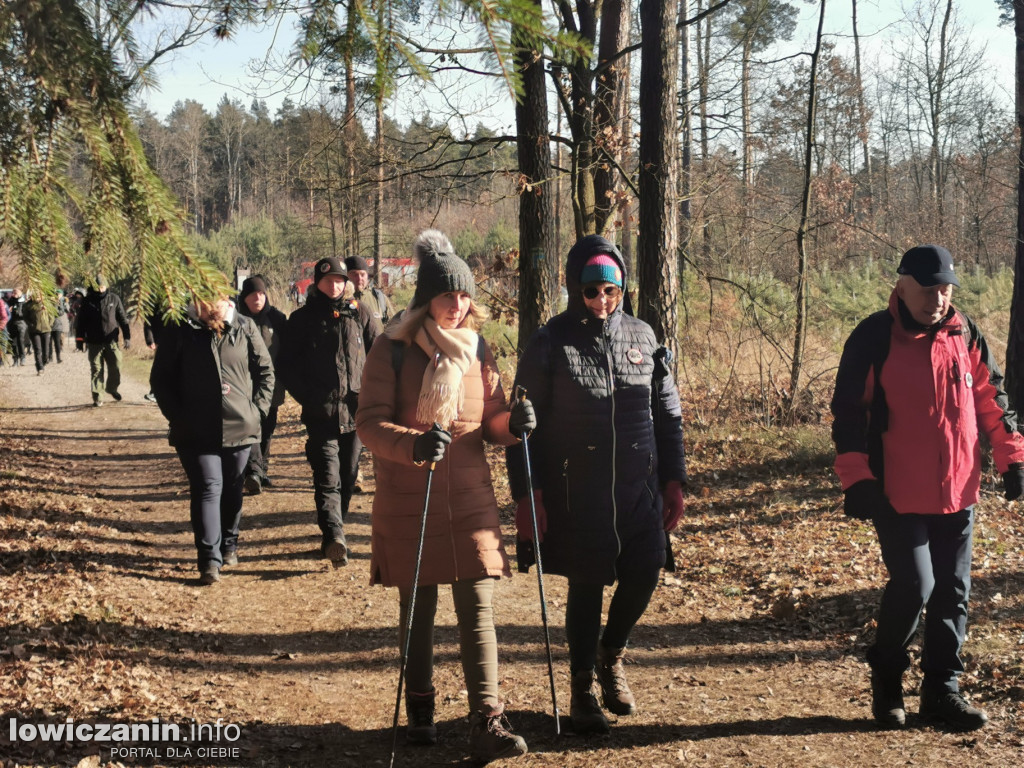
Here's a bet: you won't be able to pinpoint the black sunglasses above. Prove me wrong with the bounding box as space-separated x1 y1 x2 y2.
583 285 621 299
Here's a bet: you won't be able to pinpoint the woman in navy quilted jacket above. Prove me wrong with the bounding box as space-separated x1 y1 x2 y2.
507 234 687 734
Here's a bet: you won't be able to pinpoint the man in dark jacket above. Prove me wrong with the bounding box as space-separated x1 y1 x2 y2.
344 255 393 327
278 257 382 567
832 244 1024 731
5 287 29 366
75 275 131 406
237 275 288 493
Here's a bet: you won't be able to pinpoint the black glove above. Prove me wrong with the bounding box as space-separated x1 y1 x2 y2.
76 340 84 352
843 479 894 520
1003 462 1024 501
509 397 537 435
413 425 452 464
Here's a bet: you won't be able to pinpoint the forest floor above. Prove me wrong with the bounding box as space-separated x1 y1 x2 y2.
2 343 1024 768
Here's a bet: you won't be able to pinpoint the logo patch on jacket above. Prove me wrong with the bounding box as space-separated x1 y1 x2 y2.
627 348 644 364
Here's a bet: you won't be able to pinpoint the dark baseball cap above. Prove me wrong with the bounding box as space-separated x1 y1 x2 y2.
897 244 960 287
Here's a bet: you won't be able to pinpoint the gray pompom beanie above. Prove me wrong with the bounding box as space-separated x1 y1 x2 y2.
411 229 475 308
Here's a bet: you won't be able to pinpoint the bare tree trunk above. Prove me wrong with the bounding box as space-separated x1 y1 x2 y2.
851 0 873 216
374 95 384 271
593 0 628 237
930 0 954 227
1006 0 1024 410
514 0 558 350
698 0 712 267
637 0 680 366
678 0 692 275
789 0 827 410
344 0 358 254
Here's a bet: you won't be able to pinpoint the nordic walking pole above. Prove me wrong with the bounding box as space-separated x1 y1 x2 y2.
515 386 560 736
388 424 442 768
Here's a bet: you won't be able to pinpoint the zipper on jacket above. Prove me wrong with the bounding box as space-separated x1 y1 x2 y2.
602 321 621 575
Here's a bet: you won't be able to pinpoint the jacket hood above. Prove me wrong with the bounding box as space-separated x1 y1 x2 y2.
186 301 237 329
565 234 633 317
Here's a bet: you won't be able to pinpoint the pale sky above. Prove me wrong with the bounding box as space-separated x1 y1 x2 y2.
133 1 1015 126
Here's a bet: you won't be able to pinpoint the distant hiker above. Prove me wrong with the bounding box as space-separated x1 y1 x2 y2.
345 255 393 327
5 287 28 366
0 290 9 365
356 230 534 761
75 275 131 406
277 257 381 568
50 289 69 364
236 275 288 494
142 309 166 403
150 295 274 586
506 234 687 735
68 289 84 345
831 244 1024 731
344 256 393 493
23 291 53 374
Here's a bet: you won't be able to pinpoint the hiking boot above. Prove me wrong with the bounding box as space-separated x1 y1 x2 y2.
870 670 905 729
405 689 437 746
221 549 239 567
468 707 527 763
261 476 274 488
920 690 988 731
109 390 122 401
597 645 637 715
198 566 220 585
93 398 103 407
323 538 348 568
243 475 263 496
143 392 158 403
570 670 610 734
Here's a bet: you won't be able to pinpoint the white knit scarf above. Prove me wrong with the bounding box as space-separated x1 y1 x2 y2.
414 316 478 429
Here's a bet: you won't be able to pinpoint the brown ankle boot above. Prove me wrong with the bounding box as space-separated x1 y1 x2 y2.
570 670 610 734
468 705 527 762
596 645 636 715
405 689 437 745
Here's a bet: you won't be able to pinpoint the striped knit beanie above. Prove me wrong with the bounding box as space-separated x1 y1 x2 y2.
580 254 623 287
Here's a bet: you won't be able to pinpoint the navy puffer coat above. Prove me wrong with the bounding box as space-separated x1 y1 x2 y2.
508 235 687 585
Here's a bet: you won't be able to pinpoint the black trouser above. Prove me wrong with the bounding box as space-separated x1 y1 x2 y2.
30 331 49 371
10 320 28 364
565 568 661 674
176 446 251 570
246 404 279 481
49 328 64 363
304 424 361 544
867 508 974 695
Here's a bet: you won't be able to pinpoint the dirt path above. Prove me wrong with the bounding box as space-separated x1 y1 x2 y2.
2 348 1023 767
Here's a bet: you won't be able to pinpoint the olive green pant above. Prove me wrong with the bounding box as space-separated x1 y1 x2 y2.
399 577 500 715
87 340 123 402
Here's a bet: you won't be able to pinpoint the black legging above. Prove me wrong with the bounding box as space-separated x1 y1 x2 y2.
565 569 661 674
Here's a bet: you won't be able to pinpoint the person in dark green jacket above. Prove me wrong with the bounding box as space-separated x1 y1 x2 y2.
150 296 275 585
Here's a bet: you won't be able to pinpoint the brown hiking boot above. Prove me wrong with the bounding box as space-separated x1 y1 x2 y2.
405 689 437 746
468 706 527 763
596 645 636 715
570 670 610 734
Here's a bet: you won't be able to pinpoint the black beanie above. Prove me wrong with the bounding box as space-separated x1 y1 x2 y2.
240 275 267 300
344 256 370 272
313 257 347 282
411 230 475 308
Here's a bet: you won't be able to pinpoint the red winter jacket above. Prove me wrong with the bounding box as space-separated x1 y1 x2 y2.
831 289 1024 515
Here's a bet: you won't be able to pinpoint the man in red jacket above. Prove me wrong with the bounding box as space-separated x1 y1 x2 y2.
831 244 1024 732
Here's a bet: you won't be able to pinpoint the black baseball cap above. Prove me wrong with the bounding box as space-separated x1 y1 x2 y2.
897 244 960 287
